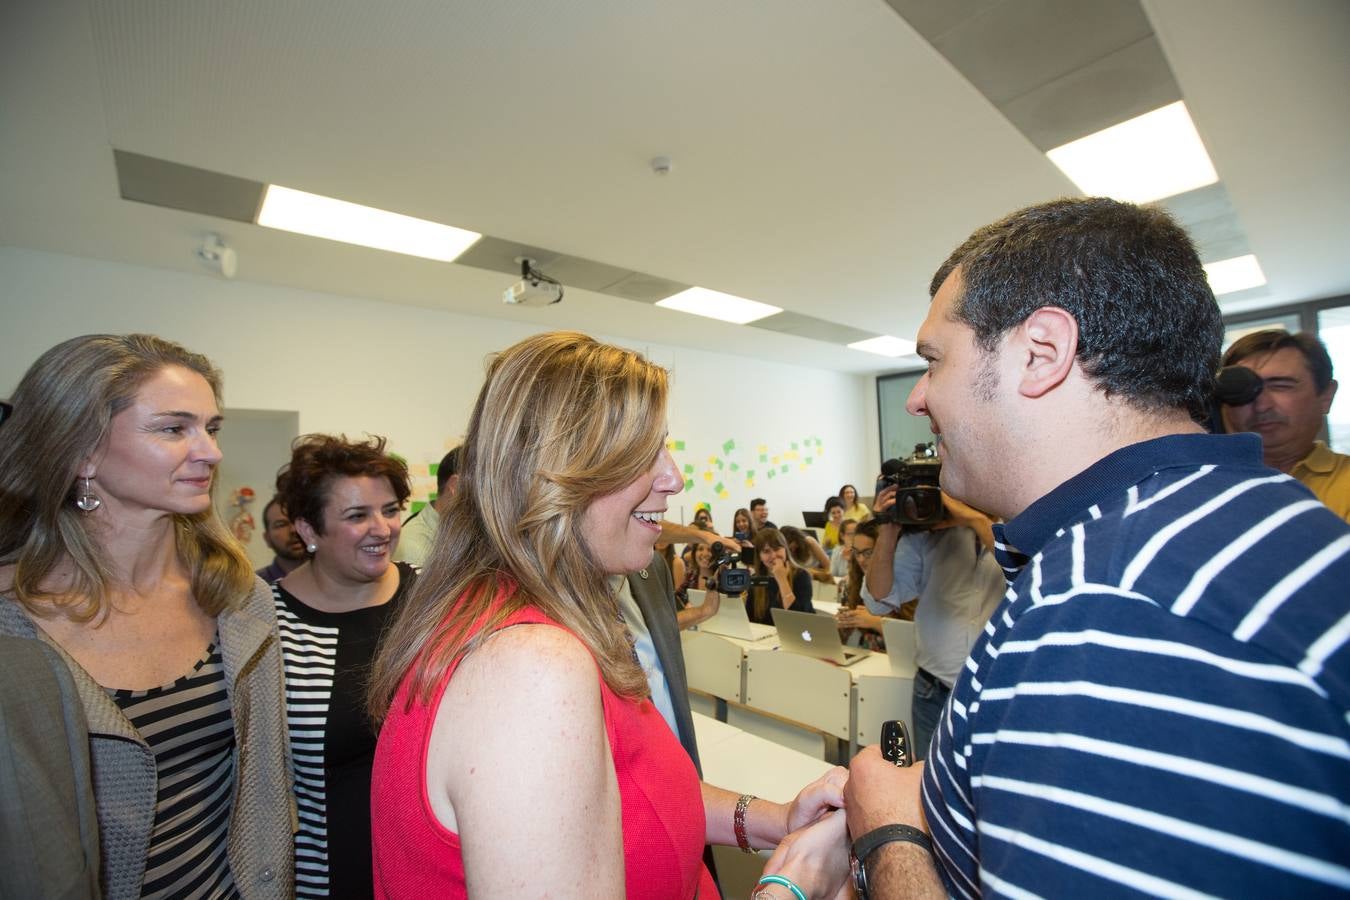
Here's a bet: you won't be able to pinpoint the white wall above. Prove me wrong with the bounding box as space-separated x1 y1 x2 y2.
212 409 299 569
1 246 880 530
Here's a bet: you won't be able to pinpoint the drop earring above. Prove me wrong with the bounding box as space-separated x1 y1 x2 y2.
75 477 102 512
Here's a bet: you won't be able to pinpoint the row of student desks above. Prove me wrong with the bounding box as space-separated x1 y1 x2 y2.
682 598 918 763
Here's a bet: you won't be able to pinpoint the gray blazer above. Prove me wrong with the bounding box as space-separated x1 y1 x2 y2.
0 579 295 900
0 635 101 900
627 552 702 775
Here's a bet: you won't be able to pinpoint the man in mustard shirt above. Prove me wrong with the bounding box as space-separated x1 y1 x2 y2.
1222 329 1350 521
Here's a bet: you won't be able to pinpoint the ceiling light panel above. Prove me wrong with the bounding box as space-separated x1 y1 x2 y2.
257 185 481 261
848 336 917 357
1204 254 1266 295
656 288 782 324
1046 101 1218 204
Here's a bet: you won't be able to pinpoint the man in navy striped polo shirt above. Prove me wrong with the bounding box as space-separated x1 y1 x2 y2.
840 198 1350 898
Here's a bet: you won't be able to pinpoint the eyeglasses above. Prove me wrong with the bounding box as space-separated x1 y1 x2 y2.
853 546 875 560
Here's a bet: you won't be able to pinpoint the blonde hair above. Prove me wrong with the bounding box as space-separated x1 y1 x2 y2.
369 331 667 719
0 334 253 620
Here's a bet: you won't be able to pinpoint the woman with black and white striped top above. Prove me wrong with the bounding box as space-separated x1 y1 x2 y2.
271 434 416 899
0 333 293 899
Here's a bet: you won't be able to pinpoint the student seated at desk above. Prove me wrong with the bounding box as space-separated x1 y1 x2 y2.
748 528 815 625
781 526 833 585
834 519 913 650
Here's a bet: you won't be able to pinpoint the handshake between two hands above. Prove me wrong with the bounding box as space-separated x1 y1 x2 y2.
758 722 926 899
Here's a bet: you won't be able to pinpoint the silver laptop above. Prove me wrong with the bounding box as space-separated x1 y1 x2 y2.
771 608 870 666
689 588 777 641
881 618 919 677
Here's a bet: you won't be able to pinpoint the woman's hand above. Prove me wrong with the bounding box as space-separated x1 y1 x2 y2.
836 607 883 632
760 809 851 900
786 766 848 832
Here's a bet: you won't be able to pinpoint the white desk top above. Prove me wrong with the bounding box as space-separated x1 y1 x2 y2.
693 712 836 803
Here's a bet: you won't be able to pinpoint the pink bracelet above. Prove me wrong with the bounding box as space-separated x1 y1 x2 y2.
734 794 757 853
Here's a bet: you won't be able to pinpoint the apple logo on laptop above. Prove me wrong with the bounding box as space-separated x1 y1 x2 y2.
801 630 813 642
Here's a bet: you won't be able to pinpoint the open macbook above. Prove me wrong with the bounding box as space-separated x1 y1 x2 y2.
771 608 870 666
689 588 777 641
881 618 919 677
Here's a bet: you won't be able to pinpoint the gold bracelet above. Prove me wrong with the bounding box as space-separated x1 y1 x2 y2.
734 794 757 853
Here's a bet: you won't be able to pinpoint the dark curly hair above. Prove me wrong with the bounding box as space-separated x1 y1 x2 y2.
932 197 1223 422
275 433 410 535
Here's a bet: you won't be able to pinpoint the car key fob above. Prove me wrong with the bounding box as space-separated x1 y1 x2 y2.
880 719 912 767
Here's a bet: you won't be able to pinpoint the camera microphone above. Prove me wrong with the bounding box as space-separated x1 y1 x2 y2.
1214 366 1264 406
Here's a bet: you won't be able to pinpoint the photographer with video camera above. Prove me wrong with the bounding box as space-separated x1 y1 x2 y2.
862 445 1003 760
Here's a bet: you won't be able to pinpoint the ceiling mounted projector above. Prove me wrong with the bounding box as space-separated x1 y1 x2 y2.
503 258 564 306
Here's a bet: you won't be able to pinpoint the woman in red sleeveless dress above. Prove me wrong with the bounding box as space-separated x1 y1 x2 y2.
367 332 849 899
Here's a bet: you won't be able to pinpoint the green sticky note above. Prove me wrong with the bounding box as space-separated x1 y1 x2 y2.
410 500 427 514
714 481 725 494
804 457 812 465
684 478 695 491
683 464 694 475
746 470 755 479
767 470 776 479
730 463 739 472
716 458 724 470
780 464 789 473
674 440 686 451
428 462 439 478
791 441 798 450
723 439 736 454
759 454 768 463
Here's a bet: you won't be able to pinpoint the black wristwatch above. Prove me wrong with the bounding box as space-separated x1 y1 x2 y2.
850 824 933 900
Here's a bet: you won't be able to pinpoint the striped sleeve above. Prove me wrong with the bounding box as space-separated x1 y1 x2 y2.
926 533 1350 897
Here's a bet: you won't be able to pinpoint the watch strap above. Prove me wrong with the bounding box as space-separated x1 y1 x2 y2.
852 823 933 865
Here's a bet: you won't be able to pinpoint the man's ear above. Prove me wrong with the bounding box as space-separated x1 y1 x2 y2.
1319 379 1338 416
1015 306 1079 399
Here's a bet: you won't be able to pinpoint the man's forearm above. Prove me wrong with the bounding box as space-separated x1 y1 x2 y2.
865 842 947 900
864 525 902 598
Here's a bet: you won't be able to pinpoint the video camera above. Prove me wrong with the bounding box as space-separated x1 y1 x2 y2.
1205 366 1264 434
875 443 944 528
707 542 769 596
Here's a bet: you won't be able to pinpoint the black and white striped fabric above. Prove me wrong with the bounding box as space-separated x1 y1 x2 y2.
272 563 413 899
924 434 1350 897
108 639 240 900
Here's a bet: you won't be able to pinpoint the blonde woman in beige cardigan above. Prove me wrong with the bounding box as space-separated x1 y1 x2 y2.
0 334 293 900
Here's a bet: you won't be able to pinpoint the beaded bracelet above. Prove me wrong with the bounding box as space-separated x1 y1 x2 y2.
756 874 807 900
734 794 757 853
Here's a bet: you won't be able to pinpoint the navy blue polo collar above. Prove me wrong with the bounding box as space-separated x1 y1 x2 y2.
998 432 1266 561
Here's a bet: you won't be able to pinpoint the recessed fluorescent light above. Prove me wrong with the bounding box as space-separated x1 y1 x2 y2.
1046 101 1218 204
256 185 481 261
1204 254 1266 295
848 336 917 357
656 287 781 324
